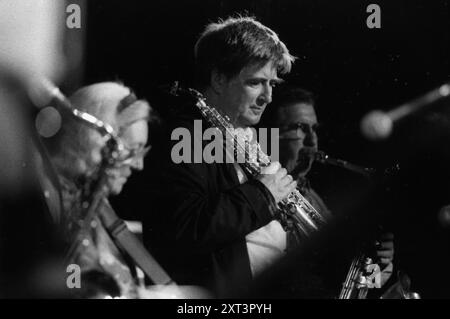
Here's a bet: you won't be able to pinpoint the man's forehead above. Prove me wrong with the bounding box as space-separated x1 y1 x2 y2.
240 61 278 79
278 102 317 123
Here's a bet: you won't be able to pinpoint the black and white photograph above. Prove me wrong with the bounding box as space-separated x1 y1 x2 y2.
0 0 449 302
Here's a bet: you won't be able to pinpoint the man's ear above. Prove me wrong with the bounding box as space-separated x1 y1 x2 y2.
210 69 226 94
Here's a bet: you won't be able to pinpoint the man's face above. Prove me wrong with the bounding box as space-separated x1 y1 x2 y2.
107 120 149 195
277 103 319 178
216 61 280 128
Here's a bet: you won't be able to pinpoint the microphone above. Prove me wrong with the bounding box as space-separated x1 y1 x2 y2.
28 77 117 139
361 82 450 140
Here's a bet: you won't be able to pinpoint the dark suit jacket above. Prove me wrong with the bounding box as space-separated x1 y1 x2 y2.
142 109 276 297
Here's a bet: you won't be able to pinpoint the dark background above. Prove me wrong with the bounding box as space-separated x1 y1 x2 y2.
84 0 450 298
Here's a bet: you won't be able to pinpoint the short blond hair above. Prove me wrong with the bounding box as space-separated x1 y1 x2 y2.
195 16 295 88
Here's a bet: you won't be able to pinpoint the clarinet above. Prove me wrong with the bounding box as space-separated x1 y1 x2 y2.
183 87 327 238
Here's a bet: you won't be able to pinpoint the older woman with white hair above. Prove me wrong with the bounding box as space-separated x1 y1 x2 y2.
43 81 152 298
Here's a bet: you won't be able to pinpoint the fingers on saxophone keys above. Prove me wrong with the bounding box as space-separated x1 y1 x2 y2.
261 161 280 175
286 177 297 193
274 169 286 184
281 173 293 184
289 180 297 192
272 161 281 171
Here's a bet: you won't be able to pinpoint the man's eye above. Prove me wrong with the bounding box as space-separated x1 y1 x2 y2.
312 124 320 133
247 80 260 86
295 123 307 132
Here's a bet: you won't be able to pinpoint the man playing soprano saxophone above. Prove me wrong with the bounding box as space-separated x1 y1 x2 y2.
143 16 300 297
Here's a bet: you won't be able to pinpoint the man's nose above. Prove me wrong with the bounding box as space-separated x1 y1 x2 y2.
257 83 272 105
303 130 318 148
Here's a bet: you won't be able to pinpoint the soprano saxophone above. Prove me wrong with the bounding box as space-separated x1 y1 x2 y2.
184 87 326 238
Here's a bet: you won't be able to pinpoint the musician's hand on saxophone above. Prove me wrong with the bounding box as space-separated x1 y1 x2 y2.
256 161 297 203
